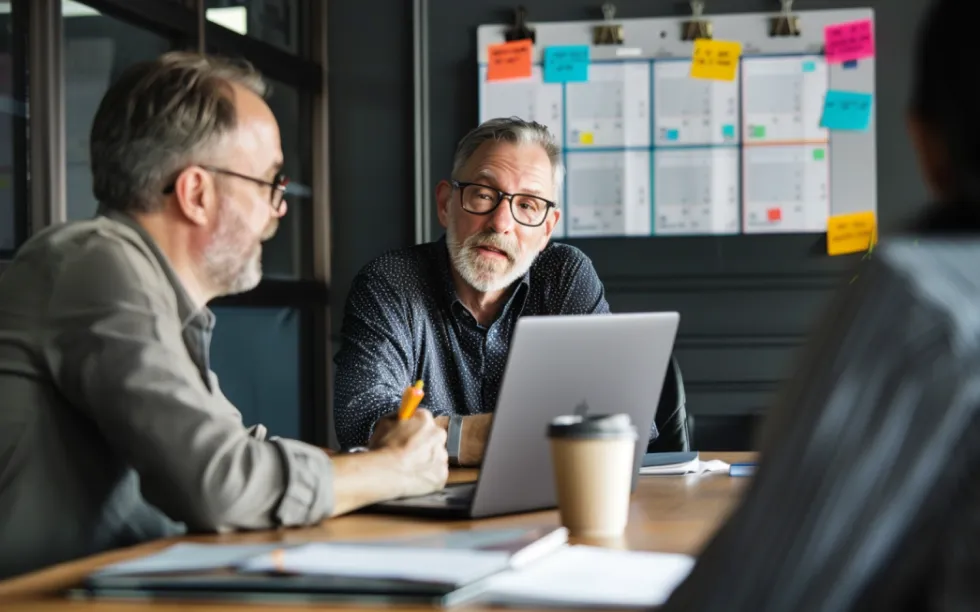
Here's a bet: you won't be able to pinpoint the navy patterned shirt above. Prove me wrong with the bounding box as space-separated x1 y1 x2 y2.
332 237 688 451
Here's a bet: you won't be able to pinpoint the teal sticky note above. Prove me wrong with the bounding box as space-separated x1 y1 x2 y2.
802 61 816 72
820 90 873 131
543 45 590 83
722 124 735 139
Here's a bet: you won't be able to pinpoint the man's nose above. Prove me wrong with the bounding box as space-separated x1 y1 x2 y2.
487 196 516 233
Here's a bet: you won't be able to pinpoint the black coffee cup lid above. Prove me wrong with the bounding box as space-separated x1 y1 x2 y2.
547 413 637 440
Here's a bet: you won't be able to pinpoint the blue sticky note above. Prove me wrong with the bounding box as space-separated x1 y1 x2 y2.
820 90 873 131
843 59 859 69
722 124 735 139
543 45 590 83
802 60 816 72
666 129 679 141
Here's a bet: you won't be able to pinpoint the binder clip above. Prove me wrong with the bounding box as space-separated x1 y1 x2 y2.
593 3 624 45
769 0 801 37
504 6 536 44
682 0 713 41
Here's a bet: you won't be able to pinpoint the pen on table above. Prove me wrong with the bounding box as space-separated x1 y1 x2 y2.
398 380 425 420
729 463 756 477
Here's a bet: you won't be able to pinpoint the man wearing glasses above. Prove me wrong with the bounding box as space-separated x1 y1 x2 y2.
0 52 448 579
334 117 689 466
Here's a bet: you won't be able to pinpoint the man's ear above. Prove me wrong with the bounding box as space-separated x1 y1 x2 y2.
435 180 453 228
171 166 214 227
539 207 560 251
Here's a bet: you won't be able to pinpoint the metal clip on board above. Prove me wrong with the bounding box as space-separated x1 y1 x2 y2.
593 2 625 45
682 0 713 41
504 6 536 44
770 0 802 37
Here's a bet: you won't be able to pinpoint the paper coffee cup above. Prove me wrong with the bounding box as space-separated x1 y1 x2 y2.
547 413 637 538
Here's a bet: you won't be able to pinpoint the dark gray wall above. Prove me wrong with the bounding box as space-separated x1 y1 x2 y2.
328 0 934 449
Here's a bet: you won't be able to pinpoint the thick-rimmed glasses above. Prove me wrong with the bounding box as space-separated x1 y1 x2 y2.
163 165 289 213
452 179 555 227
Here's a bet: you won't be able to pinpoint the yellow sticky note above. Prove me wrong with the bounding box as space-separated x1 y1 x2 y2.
690 39 742 81
827 211 876 256
580 132 594 145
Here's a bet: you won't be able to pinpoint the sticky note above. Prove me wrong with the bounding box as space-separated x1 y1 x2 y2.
543 45 589 83
767 208 782 222
487 39 533 81
824 19 875 64
722 124 735 139
802 61 816 72
690 39 742 81
666 129 679 141
813 148 826 161
750 125 766 138
580 132 594 145
820 90 873 131
827 211 876 256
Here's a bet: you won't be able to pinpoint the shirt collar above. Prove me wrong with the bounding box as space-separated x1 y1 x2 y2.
435 235 531 323
98 205 215 332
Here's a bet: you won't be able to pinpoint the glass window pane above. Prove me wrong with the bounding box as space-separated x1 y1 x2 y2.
206 0 305 56
0 0 27 257
210 306 302 439
262 78 312 279
63 1 171 221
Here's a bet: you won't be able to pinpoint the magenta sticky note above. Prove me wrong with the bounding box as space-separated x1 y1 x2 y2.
824 19 875 64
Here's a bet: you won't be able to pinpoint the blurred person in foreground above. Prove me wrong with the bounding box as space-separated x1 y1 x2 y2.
0 52 447 580
660 1 980 609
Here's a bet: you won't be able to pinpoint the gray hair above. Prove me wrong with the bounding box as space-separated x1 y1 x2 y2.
89 51 268 214
451 117 564 205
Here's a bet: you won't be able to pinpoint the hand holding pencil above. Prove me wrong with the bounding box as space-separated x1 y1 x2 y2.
368 378 447 496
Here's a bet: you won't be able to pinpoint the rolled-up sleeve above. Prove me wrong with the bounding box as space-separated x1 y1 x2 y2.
41 239 334 531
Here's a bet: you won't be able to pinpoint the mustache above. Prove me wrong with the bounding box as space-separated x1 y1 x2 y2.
463 232 516 261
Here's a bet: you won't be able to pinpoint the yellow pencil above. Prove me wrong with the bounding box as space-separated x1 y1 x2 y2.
398 380 425 420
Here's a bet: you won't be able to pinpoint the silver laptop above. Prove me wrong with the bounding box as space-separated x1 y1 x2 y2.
363 311 680 519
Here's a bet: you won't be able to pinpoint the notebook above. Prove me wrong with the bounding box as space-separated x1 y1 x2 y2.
70 526 567 607
640 452 730 476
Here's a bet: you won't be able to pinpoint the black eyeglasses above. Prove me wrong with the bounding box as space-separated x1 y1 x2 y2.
451 180 556 228
163 165 289 213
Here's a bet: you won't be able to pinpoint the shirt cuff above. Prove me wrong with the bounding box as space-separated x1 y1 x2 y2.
268 437 335 526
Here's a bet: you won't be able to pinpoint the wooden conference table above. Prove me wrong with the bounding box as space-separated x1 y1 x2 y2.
0 452 755 611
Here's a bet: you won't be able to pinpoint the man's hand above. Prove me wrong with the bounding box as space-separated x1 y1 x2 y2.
371 409 449 498
330 409 448 516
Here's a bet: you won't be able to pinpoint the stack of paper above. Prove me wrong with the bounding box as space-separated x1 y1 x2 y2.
640 451 730 475
477 545 695 608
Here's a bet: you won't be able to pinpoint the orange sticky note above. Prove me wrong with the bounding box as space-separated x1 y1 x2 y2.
488 39 533 81
827 211 876 256
690 39 742 81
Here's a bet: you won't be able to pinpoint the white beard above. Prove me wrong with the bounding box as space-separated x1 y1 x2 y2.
203 199 263 296
446 222 537 293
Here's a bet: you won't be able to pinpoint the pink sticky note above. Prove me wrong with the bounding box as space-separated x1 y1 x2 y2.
824 19 875 64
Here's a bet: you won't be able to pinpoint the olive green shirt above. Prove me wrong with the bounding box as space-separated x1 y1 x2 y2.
0 210 334 579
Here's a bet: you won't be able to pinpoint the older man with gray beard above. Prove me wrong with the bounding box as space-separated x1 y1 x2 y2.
0 51 449 580
333 117 690 467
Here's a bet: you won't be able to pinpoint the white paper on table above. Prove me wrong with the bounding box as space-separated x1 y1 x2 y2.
477 545 695 608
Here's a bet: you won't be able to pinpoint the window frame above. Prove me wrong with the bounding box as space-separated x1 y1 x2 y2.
8 0 332 447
